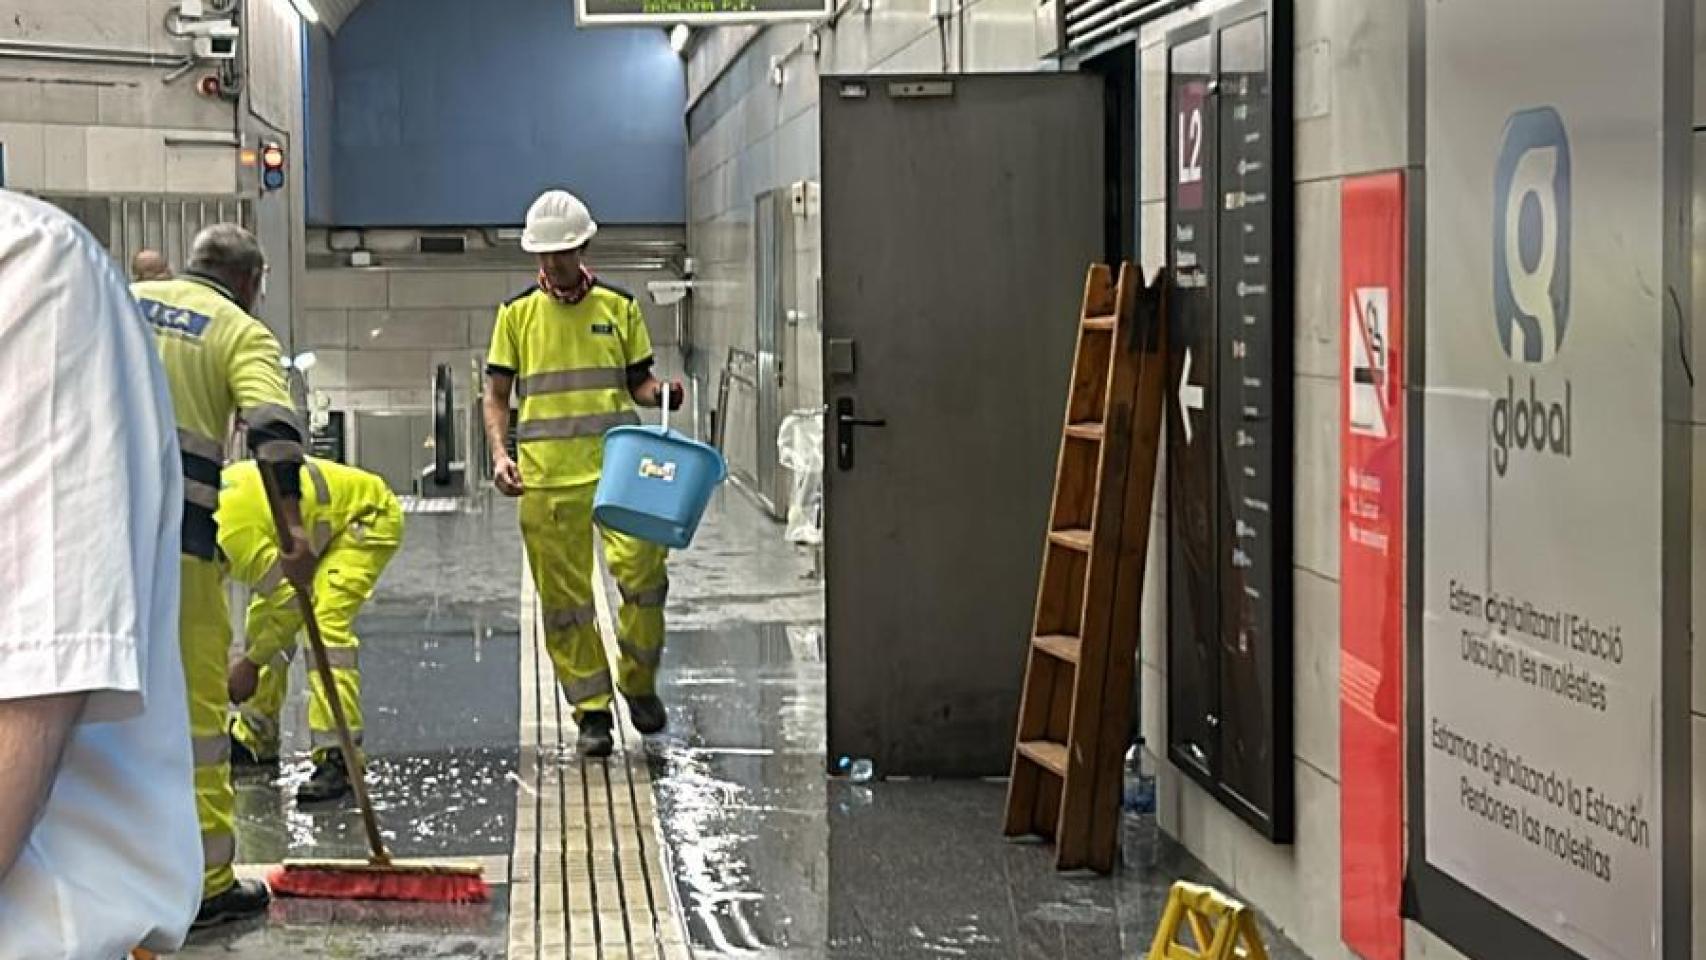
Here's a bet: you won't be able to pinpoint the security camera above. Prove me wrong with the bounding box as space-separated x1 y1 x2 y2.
170 1 241 61
648 280 695 306
193 27 240 61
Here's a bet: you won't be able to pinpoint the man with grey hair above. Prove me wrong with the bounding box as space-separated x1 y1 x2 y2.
133 223 317 929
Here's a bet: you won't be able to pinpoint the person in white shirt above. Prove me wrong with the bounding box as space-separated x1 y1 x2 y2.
0 190 203 957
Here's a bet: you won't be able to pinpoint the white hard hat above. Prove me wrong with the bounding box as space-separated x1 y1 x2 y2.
521 190 598 253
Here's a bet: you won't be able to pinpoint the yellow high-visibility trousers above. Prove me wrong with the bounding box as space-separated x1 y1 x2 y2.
231 535 399 762
181 556 235 900
519 484 668 718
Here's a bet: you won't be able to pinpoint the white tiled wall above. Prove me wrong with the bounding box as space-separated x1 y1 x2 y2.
1135 0 1437 956
298 259 682 416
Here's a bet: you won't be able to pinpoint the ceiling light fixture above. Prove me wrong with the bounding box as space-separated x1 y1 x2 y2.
288 0 321 24
669 24 691 54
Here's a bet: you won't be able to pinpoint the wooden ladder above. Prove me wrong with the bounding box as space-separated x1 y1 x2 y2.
1003 262 1168 872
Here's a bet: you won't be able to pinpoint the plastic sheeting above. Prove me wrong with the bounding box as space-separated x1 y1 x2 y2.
777 410 823 545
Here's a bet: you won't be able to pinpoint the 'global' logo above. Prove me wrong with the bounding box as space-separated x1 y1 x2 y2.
1492 107 1571 364
1489 107 1574 479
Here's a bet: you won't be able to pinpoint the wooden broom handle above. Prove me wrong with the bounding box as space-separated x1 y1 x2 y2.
256 463 392 867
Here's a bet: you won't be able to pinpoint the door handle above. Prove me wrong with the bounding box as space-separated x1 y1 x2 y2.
835 397 885 471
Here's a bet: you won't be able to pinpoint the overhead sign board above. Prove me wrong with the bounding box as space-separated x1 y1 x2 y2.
1408 0 1690 958
576 0 830 27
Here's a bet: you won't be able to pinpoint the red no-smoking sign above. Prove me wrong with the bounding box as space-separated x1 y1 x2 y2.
1340 171 1405 960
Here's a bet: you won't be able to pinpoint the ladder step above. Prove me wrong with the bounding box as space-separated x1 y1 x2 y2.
1033 634 1082 663
1018 740 1069 777
1064 422 1104 441
1048 528 1094 553
1082 316 1117 332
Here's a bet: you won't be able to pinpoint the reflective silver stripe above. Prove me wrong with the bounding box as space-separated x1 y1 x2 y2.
618 580 669 609
256 561 284 593
192 734 230 766
543 604 597 632
255 439 305 463
178 428 224 462
515 409 640 443
305 460 331 503
562 671 613 704
184 477 221 510
272 650 294 670
238 707 278 740
618 638 663 670
203 832 236 869
306 645 360 670
311 728 363 748
517 367 627 399
242 403 306 436
312 521 334 553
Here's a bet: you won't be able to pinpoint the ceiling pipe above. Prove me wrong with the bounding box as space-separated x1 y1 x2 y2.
0 39 192 70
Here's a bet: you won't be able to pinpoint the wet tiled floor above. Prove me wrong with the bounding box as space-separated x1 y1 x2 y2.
178 485 1307 959
180 501 523 958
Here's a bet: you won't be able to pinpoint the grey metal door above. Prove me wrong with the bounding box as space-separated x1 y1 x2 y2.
821 74 1106 777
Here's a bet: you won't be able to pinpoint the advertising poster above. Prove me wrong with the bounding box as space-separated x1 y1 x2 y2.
1413 1 1687 958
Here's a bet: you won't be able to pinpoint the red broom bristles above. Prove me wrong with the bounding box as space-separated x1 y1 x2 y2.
268 864 490 904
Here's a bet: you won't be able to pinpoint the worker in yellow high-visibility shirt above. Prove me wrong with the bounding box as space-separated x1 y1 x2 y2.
483 189 680 759
217 456 404 805
132 224 315 929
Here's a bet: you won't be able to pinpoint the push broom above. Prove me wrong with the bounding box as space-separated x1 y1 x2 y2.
255 464 488 904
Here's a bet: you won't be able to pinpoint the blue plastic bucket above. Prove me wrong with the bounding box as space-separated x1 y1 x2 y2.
594 399 727 548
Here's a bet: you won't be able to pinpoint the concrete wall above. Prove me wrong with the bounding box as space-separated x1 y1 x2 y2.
245 0 310 344
305 22 335 225
1 0 312 343
681 0 1041 488
0 0 240 195
330 0 686 226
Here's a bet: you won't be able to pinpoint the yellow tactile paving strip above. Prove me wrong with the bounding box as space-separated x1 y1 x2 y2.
509 562 691 960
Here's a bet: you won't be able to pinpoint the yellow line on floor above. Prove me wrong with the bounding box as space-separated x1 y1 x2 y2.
507 553 691 959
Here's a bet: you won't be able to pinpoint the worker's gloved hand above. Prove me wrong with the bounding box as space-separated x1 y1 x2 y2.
493 455 525 497
228 657 261 704
279 529 317 595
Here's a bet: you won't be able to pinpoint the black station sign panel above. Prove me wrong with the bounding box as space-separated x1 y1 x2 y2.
577 0 831 26
1164 0 1294 843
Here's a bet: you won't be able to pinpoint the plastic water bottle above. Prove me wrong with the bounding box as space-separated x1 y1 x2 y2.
837 755 875 784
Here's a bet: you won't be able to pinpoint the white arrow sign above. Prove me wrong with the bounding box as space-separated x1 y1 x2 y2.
1178 347 1205 444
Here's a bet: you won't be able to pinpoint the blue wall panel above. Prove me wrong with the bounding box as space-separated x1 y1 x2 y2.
332 0 685 226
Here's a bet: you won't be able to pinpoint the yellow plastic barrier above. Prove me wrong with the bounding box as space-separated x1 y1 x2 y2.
1147 881 1271 960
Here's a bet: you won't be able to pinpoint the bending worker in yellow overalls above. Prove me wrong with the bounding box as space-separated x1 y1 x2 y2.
483 189 682 758
133 224 316 928
219 457 404 804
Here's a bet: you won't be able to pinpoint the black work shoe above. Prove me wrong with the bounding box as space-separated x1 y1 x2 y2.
296 749 353 805
578 712 615 758
193 878 270 930
626 695 668 735
229 734 276 769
